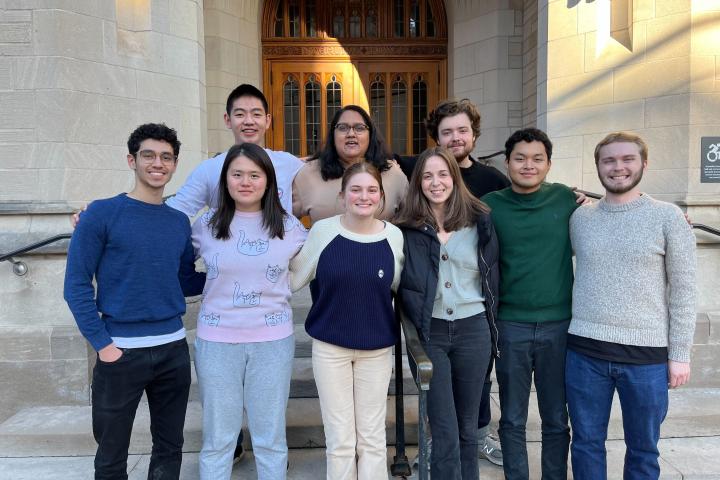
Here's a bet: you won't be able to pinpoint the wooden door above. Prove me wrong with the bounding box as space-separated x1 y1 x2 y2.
268 62 357 158
357 60 444 156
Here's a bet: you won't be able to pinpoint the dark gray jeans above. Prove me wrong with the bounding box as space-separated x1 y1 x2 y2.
496 319 571 480
423 313 491 480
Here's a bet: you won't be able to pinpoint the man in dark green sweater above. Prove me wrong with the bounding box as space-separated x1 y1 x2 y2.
482 128 577 480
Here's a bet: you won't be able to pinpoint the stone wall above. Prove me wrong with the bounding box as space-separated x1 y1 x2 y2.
446 0 524 166
204 0 263 155
0 0 207 421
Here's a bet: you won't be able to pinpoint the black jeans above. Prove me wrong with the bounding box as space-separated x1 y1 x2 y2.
496 320 570 480
477 355 495 430
92 339 191 480
424 313 491 480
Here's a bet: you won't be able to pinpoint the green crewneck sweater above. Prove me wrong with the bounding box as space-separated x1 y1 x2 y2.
482 183 577 323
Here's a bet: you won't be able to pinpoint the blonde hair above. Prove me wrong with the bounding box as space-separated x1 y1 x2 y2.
594 132 648 165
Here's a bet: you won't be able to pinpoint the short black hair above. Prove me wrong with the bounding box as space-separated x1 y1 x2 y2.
226 84 269 115
504 128 553 160
127 123 181 157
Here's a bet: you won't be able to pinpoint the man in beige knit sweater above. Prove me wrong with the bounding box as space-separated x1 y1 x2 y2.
566 132 697 480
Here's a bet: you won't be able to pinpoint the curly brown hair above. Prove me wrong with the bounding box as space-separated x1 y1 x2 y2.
424 99 481 143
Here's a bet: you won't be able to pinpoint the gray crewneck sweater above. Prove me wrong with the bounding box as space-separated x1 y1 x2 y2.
569 194 697 362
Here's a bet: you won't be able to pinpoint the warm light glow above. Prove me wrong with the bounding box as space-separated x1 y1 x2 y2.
596 0 611 55
115 0 151 32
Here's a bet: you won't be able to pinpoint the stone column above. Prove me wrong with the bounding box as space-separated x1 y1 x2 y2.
0 0 207 421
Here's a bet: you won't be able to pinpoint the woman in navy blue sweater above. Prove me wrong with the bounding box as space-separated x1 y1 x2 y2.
396 146 500 480
290 162 404 480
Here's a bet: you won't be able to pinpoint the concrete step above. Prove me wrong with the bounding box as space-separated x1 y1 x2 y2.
3 387 719 458
3 438 720 479
0 394 420 457
177 355 419 403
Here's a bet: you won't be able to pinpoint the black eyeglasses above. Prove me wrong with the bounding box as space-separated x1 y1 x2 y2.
335 123 369 134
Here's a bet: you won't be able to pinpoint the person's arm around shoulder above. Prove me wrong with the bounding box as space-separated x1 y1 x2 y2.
165 156 216 216
289 217 336 291
63 201 119 361
178 217 206 297
664 204 697 388
385 223 405 292
292 163 311 219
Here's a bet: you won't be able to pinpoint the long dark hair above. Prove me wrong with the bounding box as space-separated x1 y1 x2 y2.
209 143 286 240
395 146 489 232
313 105 392 180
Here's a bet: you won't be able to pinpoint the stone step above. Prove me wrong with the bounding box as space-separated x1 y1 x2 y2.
0 394 420 457
3 388 719 458
177 355 419 403
2 438 720 479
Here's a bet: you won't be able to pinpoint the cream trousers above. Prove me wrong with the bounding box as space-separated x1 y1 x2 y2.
312 339 394 480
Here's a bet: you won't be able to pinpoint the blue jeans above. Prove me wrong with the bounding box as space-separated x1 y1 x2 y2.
496 320 570 480
423 313 491 480
565 349 669 480
92 339 191 480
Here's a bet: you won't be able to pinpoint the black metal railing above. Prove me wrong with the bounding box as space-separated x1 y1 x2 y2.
391 302 433 479
0 233 72 275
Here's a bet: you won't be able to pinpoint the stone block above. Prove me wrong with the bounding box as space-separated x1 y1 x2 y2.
0 170 40 201
0 327 51 362
690 56 716 93
33 10 104 62
547 1 577 41
163 35 201 81
577 0 598 34
547 71 614 110
691 11 720 56
690 92 720 124
170 0 201 41
0 128 34 143
136 70 202 108
15 57 138 98
547 35 585 79
689 344 720 387
0 92 35 129
546 155 582 188
646 13 691 61
0 10 31 22
0 22 30 43
709 312 720 344
614 57 690 102
204 8 241 44
0 57 12 89
50 327 88 361
63 168 133 204
480 102 510 128
645 94 691 127
482 69 522 103
546 100 645 137
0 358 89 423
630 125 689 170
551 134 584 160
697 247 720 311
694 313 710 344
583 29 647 73
454 9 516 48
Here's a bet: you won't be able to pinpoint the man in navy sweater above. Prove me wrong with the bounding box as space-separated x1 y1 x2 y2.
64 123 205 479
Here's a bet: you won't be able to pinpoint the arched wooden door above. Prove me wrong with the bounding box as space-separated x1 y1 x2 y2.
262 0 448 157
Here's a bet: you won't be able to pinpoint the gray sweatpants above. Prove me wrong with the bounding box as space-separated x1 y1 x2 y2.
194 335 294 480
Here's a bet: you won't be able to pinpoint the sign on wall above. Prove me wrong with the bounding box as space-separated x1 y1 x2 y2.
701 137 720 183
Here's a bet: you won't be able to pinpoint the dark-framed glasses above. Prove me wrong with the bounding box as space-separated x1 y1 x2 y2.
135 150 177 165
335 123 369 134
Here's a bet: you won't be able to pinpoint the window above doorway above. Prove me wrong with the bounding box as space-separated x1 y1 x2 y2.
265 0 446 40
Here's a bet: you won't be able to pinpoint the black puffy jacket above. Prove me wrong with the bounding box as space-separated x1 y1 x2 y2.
397 213 501 356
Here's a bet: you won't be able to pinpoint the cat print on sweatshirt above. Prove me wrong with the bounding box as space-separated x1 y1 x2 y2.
233 283 262 308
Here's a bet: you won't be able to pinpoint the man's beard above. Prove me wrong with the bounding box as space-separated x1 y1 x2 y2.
600 168 644 194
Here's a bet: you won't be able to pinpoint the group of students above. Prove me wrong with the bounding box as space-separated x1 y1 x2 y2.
64 84 697 480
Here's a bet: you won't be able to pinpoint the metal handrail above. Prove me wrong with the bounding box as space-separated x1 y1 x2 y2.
390 301 432 479
0 233 73 276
